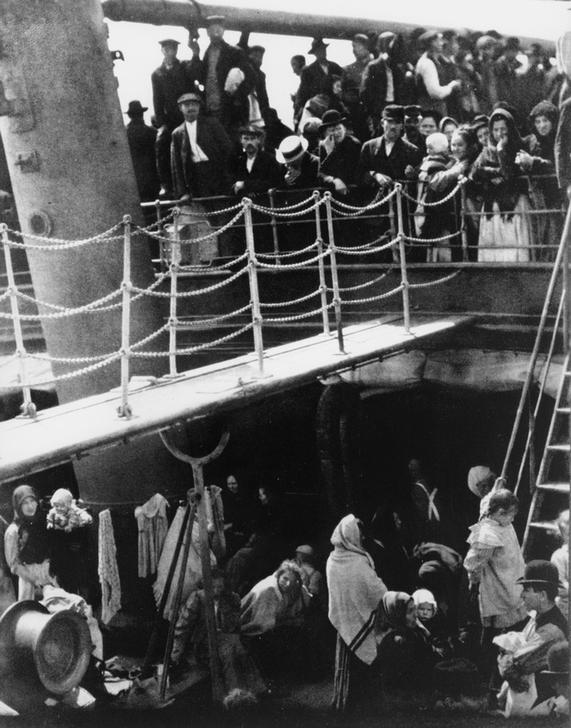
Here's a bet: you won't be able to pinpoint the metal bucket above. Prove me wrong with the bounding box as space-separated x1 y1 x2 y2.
0 601 91 695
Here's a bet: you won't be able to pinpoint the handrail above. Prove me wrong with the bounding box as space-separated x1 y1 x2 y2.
500 200 571 487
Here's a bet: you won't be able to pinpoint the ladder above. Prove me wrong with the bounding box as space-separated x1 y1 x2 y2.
522 352 570 559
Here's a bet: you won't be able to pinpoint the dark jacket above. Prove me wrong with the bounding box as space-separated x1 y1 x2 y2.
200 41 255 128
170 116 232 198
318 134 362 187
229 149 282 195
278 152 319 190
151 58 203 129
297 60 344 109
126 119 160 201
357 136 421 186
360 57 408 125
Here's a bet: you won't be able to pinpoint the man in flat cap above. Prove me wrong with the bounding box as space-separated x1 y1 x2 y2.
170 91 232 200
415 31 461 117
229 125 281 196
341 34 372 142
199 15 255 136
124 100 160 204
296 38 343 115
151 37 202 197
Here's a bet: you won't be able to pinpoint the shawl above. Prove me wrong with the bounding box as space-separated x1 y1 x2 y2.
10 485 49 565
98 509 122 625
326 514 387 665
467 465 494 497
134 493 169 578
377 591 413 631
240 573 303 636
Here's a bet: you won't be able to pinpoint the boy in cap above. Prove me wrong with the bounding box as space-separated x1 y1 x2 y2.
151 37 202 197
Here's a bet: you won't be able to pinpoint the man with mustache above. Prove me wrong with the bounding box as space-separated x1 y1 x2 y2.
230 125 282 196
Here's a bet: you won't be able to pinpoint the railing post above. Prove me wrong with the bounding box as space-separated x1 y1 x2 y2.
155 198 166 272
564 209 570 352
388 188 399 263
117 215 133 418
313 190 330 336
459 178 469 262
243 198 265 375
324 192 345 353
1 224 36 417
168 208 181 377
268 188 281 265
395 184 411 333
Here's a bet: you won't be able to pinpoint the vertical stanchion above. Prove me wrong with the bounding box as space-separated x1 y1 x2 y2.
459 179 469 262
324 192 345 353
155 198 166 272
243 198 265 374
1 224 36 417
313 191 330 336
564 206 570 352
117 215 133 418
268 188 281 265
395 184 411 334
388 188 398 263
168 208 181 377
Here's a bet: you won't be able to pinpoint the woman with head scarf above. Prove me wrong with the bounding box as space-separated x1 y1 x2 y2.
4 484 53 600
326 514 386 712
470 108 532 262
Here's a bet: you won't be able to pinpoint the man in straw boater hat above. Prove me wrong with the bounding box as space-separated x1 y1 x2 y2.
276 135 319 190
229 124 281 196
151 37 202 197
170 90 232 200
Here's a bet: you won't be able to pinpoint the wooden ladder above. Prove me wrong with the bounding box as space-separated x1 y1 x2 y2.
522 352 570 559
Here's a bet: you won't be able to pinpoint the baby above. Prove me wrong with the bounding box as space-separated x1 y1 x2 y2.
47 488 92 532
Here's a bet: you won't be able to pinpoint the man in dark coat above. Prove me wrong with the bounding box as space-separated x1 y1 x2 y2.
124 100 160 203
357 104 421 187
276 135 319 190
200 15 255 135
151 37 202 197
248 45 270 121
230 125 282 196
170 91 232 200
296 38 343 111
317 109 361 191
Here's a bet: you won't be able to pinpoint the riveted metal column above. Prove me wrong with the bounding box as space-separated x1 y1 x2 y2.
313 191 330 336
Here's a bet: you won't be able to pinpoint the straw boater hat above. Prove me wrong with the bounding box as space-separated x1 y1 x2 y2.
276 135 308 164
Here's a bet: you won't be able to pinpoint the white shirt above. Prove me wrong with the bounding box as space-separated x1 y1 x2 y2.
246 154 256 173
184 121 209 162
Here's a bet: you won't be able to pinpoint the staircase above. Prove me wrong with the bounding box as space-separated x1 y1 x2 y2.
522 352 570 559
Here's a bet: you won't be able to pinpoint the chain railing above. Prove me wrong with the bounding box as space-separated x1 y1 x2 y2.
2 179 527 421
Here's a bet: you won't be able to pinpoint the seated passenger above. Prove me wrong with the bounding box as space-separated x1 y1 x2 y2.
293 544 323 612
550 509 569 622
276 135 319 190
413 587 454 658
229 124 281 196
317 109 361 193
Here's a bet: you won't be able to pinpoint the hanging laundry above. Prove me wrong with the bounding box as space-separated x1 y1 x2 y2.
134 493 169 578
98 509 122 625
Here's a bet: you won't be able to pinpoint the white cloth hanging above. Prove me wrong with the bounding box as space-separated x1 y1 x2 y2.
98 509 121 625
134 493 169 578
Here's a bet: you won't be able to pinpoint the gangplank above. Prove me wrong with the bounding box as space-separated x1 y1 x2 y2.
0 314 473 484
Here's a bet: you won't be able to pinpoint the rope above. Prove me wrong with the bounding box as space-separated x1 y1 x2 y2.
130 265 248 298
404 230 462 244
407 270 462 289
255 249 330 270
260 288 322 308
5 223 124 249
332 268 393 292
130 322 254 358
136 208 177 231
139 207 245 245
179 251 249 272
335 238 398 256
330 231 392 252
250 198 323 218
329 187 397 217
250 193 319 216
264 301 334 323
257 240 319 259
399 182 462 207
175 304 252 327
341 284 404 305
9 288 123 320
0 351 123 389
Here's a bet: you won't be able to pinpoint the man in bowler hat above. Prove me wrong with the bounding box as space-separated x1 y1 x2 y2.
296 38 343 112
124 101 160 203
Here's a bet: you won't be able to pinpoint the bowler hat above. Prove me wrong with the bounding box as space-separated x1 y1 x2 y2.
205 14 226 25
159 38 179 47
177 91 203 105
516 559 561 587
308 38 328 55
276 135 308 164
542 641 569 676
382 104 404 123
295 544 315 557
319 109 347 131
125 100 148 116
0 601 91 695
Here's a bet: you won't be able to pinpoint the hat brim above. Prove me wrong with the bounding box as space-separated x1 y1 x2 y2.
541 669 569 676
319 117 347 131
308 43 329 54
515 577 564 587
276 136 308 164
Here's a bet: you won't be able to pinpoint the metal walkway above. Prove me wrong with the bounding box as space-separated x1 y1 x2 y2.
0 314 472 483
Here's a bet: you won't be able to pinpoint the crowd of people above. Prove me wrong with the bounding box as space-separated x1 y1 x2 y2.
0 461 568 718
124 17 571 262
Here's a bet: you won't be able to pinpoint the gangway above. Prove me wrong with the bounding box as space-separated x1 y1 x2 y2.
0 313 473 484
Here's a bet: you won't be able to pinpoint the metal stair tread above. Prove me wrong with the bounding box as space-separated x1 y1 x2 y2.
536 482 570 493
529 520 559 531
556 406 570 414
546 443 570 452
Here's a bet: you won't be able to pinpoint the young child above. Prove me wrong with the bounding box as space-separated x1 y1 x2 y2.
464 489 527 674
47 488 92 532
413 587 454 658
